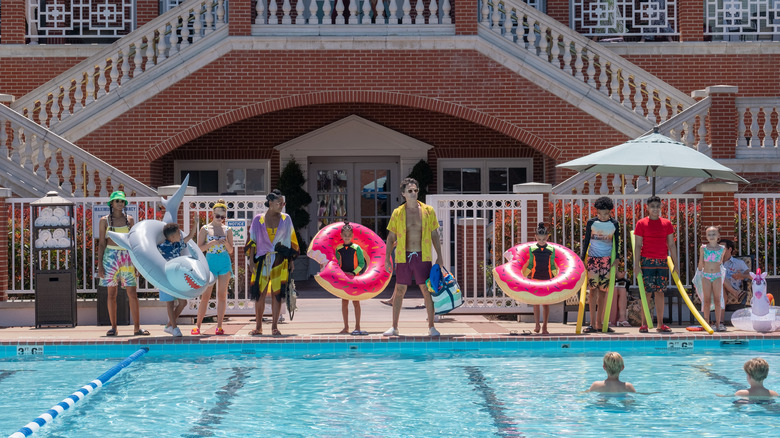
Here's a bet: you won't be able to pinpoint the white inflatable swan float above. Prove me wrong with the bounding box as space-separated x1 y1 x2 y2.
107 174 215 299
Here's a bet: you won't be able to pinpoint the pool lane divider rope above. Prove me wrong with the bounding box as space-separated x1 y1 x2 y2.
9 347 149 438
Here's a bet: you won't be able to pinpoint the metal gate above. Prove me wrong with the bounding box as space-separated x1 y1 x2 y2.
427 194 543 312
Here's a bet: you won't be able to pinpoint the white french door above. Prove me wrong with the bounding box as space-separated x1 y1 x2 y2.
309 158 398 241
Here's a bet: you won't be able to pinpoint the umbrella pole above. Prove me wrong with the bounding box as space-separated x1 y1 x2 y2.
651 167 657 197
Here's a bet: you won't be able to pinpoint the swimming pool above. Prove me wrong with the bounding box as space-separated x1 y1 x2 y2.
2 340 779 437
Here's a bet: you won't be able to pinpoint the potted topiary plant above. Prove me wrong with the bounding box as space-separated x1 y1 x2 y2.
407 159 433 202
278 157 313 280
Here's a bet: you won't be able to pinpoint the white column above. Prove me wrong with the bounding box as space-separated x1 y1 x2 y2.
763 107 773 148
335 0 345 24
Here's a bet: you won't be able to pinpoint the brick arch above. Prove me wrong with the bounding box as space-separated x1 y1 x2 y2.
145 91 561 161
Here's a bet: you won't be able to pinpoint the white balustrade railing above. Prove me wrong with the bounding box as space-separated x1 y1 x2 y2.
551 192 702 286
705 0 780 40
735 193 780 276
26 0 135 43
1 104 155 197
572 0 679 39
427 194 544 312
736 97 780 157
6 195 265 317
654 95 711 152
253 0 452 25
478 0 694 126
13 0 228 129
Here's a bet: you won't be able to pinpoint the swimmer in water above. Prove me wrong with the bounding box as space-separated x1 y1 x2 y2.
735 358 778 400
588 352 636 394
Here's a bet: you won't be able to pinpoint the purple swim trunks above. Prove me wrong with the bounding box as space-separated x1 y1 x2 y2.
395 252 432 286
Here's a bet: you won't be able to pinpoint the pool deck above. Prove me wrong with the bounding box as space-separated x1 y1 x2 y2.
2 280 779 345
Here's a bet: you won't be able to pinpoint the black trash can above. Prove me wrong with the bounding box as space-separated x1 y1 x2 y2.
97 285 131 326
35 271 77 328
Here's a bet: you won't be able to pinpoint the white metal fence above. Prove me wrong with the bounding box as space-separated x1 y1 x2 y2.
550 193 702 287
705 0 780 40
735 193 779 276
26 0 136 42
572 0 679 39
428 194 543 312
7 195 265 315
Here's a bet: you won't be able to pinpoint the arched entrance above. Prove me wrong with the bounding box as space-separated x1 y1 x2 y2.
275 115 432 240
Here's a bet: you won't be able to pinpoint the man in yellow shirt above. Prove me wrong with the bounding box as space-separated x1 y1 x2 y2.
383 178 444 337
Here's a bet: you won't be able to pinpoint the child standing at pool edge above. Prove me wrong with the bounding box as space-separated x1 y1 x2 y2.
523 223 558 335
735 358 778 399
581 196 621 333
588 352 636 393
334 222 369 335
697 226 726 331
634 196 677 333
157 214 199 337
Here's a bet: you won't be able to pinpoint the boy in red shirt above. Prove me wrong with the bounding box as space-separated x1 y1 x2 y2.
633 196 678 333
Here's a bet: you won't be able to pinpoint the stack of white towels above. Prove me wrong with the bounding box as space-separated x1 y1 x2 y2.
35 207 73 249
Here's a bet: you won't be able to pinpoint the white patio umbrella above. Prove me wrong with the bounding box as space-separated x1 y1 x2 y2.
557 129 748 195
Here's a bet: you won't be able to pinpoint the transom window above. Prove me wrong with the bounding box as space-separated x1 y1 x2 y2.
174 160 270 196
439 159 532 194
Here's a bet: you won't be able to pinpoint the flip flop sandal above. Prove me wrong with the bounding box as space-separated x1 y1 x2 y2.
583 326 597 333
191 328 201 335
105 328 117 337
656 325 673 333
248 329 262 336
351 330 369 336
134 329 150 336
272 329 282 336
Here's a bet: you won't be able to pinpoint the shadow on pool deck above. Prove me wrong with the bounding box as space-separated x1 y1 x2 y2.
1 278 779 343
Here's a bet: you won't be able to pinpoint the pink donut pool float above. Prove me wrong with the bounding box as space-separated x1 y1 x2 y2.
307 222 391 301
493 242 586 305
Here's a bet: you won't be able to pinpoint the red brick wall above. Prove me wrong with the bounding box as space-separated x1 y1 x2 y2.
678 0 704 42
455 0 477 35
74 50 628 186
157 103 546 189
622 55 780 97
699 191 736 241
230 0 253 36
708 90 738 159
546 0 570 26
737 174 780 193
0 1 26 44
137 0 160 27
0 58 87 99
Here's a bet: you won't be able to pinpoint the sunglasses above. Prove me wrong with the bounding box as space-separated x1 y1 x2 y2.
406 189 419 193
214 214 226 219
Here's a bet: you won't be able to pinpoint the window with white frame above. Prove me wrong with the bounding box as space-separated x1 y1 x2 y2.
439 159 532 194
174 160 270 195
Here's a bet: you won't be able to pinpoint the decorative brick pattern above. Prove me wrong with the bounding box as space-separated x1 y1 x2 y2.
72 50 628 185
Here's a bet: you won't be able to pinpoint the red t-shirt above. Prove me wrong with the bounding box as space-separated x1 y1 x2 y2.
635 217 674 259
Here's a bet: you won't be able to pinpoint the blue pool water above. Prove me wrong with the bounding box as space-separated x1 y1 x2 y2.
2 341 779 437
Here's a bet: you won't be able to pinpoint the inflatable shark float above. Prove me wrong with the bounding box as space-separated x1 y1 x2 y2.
731 270 780 333
108 174 215 299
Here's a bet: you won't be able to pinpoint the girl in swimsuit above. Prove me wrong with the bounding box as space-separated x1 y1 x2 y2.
193 200 234 335
97 191 147 337
698 225 726 331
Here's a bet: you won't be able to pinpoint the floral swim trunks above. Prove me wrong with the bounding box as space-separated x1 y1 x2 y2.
100 247 137 287
640 257 669 295
586 256 612 289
